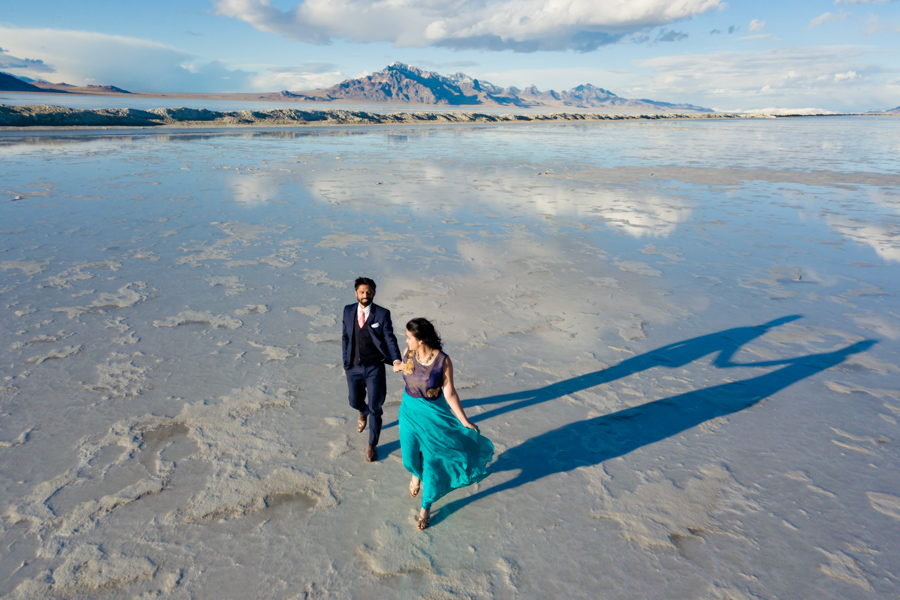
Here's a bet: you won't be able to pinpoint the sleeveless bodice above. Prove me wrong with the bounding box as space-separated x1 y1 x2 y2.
402 349 446 399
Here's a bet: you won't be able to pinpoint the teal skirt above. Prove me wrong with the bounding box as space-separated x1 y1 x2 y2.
399 391 494 509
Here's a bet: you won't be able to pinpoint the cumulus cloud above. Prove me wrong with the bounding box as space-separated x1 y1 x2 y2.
0 26 254 92
749 19 766 32
214 0 721 52
630 46 899 111
810 12 852 28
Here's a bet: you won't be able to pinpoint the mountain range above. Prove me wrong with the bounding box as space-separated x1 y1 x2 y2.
288 63 713 112
1 65 711 112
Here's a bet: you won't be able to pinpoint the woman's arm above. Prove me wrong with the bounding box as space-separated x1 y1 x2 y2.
442 357 478 431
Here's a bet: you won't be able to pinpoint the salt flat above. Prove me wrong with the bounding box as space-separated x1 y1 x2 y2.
0 117 898 599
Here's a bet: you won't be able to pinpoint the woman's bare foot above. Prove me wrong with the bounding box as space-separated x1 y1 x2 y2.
409 476 421 498
416 508 430 531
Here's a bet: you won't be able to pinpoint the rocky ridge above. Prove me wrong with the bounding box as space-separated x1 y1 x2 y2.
0 104 836 128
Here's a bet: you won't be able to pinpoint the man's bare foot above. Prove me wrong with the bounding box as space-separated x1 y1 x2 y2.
416 508 430 531
409 476 420 498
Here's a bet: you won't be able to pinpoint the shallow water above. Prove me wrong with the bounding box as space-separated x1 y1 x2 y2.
1 118 899 599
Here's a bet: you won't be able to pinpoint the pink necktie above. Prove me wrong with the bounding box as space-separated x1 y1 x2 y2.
358 309 365 328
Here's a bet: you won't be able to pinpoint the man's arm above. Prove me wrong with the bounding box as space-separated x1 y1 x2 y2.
341 305 351 369
381 308 403 365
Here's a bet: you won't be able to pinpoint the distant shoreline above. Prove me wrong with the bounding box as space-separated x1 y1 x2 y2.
0 103 891 130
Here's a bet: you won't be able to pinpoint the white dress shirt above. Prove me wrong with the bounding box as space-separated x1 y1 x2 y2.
357 303 371 325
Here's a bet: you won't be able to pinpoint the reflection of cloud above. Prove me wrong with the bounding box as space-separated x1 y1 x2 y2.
228 174 281 207
591 194 692 237
304 162 690 238
827 218 900 262
214 0 721 52
830 189 900 263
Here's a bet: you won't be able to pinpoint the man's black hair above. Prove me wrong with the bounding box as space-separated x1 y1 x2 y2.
355 277 376 290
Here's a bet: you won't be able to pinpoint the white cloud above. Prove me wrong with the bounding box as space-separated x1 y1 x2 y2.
251 65 344 91
737 107 837 115
0 26 254 92
833 70 859 82
809 12 851 28
835 0 897 4
749 19 766 33
214 0 721 52
739 33 776 41
864 14 885 34
630 46 899 112
0 47 55 73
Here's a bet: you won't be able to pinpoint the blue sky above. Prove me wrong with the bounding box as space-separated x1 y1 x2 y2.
1 0 898 111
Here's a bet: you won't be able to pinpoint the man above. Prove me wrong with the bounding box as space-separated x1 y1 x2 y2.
341 277 403 462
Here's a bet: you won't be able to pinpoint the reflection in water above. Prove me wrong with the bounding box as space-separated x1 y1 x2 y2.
0 127 370 153
228 174 282 207
302 162 692 238
823 189 900 263
827 218 900 262
2 120 896 256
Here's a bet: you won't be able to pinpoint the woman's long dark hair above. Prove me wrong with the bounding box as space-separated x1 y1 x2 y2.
406 318 443 351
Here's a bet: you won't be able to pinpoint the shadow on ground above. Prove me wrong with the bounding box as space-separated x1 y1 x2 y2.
378 316 876 523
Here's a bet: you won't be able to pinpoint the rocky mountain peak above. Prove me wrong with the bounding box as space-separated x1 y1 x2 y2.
310 65 711 111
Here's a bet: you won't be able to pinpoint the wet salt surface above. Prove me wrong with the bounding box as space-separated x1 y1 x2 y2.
0 117 899 599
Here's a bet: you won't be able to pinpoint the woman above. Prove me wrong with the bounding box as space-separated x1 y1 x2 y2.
393 318 494 530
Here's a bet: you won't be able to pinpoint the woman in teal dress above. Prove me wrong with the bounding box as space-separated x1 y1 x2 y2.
392 318 494 530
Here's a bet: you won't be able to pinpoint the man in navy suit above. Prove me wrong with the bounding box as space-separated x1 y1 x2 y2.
342 277 403 462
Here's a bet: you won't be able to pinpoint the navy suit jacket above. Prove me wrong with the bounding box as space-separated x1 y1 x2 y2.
342 303 403 371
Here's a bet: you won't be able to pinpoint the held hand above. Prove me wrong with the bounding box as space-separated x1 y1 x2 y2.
392 360 403 373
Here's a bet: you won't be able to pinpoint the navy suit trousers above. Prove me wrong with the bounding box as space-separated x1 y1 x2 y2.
346 363 387 447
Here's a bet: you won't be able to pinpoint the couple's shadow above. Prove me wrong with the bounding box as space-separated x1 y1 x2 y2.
382 315 875 521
